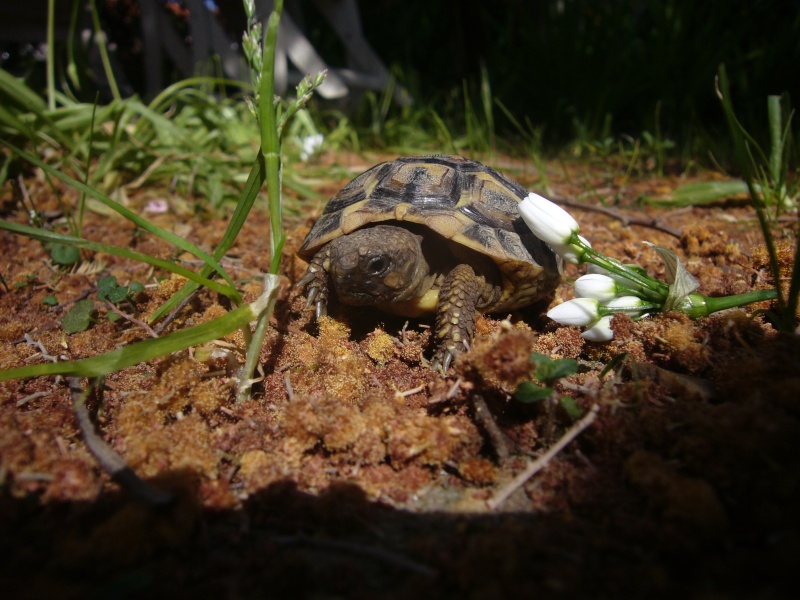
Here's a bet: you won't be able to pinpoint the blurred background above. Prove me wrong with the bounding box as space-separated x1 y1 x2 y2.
2 0 798 162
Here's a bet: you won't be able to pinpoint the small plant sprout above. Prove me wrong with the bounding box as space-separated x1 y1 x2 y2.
519 193 780 340
514 353 583 429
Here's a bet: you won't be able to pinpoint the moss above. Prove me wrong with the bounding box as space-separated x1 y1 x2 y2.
363 328 396 365
462 324 536 390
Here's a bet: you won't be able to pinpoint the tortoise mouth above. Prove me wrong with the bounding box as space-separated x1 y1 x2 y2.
328 225 431 306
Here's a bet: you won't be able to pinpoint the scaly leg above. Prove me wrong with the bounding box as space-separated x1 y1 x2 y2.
296 246 332 320
432 263 489 373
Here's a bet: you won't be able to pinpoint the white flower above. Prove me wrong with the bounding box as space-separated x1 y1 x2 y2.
519 192 580 248
574 273 617 302
581 315 614 342
547 297 601 327
554 234 592 265
587 262 649 292
605 295 648 318
300 133 324 161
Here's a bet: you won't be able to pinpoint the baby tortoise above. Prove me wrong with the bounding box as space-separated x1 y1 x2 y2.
296 154 561 372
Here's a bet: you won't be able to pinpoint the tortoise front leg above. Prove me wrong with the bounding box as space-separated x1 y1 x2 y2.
432 263 495 373
296 246 332 320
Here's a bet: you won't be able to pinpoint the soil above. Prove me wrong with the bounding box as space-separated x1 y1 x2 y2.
1 152 798 599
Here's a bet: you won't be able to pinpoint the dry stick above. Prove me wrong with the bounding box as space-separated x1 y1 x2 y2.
471 393 511 461
69 377 173 506
487 404 600 510
153 290 197 335
104 301 159 338
555 197 684 239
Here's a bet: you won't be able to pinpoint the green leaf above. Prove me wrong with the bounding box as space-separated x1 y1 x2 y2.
107 286 129 304
514 381 553 403
47 243 81 266
643 180 755 207
644 242 699 312
545 358 579 381
529 352 554 369
529 352 578 383
96 276 118 301
128 281 145 295
62 299 95 333
42 295 58 306
599 352 629 378
559 396 583 420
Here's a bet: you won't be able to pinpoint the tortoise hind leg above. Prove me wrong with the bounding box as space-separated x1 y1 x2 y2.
431 263 499 373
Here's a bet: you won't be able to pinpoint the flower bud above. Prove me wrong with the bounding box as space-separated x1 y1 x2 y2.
519 193 580 248
604 295 648 318
581 315 614 342
574 273 618 302
547 297 601 327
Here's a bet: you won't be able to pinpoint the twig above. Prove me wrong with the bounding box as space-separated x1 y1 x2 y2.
471 393 511 461
16 391 49 407
23 333 59 363
69 377 173 506
153 289 197 334
487 404 600 510
395 383 426 401
555 197 683 238
104 301 159 338
446 377 463 399
283 373 294 401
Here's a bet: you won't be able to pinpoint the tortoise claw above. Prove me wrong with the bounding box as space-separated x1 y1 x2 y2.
296 250 331 321
430 344 460 375
442 350 454 374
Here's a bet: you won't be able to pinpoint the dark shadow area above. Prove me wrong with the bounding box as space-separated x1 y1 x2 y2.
3 378 799 600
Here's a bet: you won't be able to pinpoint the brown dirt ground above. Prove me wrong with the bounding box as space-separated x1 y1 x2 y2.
1 152 799 599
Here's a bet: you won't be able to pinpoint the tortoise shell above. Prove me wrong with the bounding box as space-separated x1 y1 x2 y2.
297 155 561 313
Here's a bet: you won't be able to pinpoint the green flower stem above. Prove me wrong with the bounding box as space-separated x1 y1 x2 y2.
677 289 779 319
599 302 660 316
576 239 670 300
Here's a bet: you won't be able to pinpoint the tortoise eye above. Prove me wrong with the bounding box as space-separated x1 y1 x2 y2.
366 256 389 275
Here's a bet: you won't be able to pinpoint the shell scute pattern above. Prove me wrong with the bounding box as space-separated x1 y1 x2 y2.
297 155 561 312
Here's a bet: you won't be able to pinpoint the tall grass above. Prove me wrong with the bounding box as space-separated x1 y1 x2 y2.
0 0 322 403
715 64 799 333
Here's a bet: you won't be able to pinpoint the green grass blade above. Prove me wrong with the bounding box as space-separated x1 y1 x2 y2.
260 0 283 269
0 68 73 148
0 278 279 381
88 0 120 101
643 180 757 206
768 95 784 185
0 67 47 112
0 139 240 301
147 77 250 115
148 158 265 322
0 104 38 140
0 220 240 301
717 64 788 327
46 0 56 110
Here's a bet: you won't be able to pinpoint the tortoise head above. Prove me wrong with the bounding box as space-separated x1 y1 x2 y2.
327 224 430 306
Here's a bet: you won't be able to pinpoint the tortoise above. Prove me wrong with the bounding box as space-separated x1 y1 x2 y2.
296 155 562 371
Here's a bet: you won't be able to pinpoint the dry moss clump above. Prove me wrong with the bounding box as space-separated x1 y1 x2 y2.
461 323 536 389
362 328 397 365
113 394 219 480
